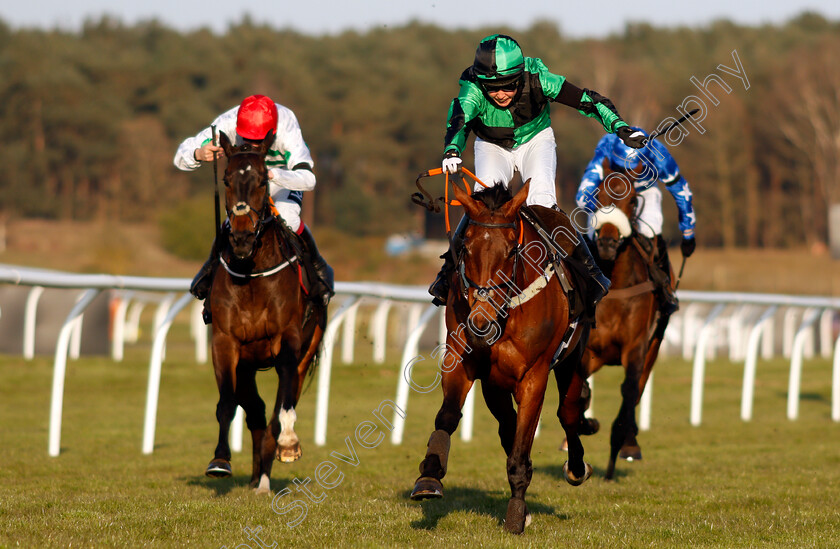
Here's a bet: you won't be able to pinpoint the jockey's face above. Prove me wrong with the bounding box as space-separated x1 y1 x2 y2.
487 88 516 108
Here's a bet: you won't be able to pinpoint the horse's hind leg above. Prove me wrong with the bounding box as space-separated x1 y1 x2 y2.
555 366 594 486
273 350 303 464
411 358 473 501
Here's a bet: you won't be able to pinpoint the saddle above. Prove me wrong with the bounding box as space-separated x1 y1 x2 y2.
518 205 587 321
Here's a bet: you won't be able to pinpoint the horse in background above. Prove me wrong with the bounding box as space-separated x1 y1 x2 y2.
205 130 326 493
410 180 593 534
581 158 673 480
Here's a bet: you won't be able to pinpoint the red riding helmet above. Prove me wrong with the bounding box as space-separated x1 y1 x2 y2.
236 95 279 140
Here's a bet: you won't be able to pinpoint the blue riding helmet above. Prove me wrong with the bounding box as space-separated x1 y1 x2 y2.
610 127 647 171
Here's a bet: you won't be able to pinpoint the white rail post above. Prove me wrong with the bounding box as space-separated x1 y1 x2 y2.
682 302 703 360
782 307 801 359
125 301 146 343
69 313 84 360
832 331 840 422
190 300 208 364
819 309 834 358
341 299 360 364
728 305 749 362
639 371 653 431
111 291 134 362
392 304 440 445
152 293 175 362
314 297 361 446
741 305 778 421
141 292 193 454
49 289 101 457
371 300 393 364
23 286 45 359
690 303 726 426
787 308 822 421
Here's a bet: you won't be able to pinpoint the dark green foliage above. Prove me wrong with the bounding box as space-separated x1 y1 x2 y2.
0 14 838 250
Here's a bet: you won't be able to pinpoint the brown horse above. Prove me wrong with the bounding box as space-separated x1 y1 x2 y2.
581 158 672 480
410 180 593 534
205 130 326 493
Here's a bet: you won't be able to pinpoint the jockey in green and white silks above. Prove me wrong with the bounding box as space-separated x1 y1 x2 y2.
441 34 646 208
430 34 646 310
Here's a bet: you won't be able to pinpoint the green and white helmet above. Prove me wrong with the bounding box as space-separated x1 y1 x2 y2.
472 34 525 86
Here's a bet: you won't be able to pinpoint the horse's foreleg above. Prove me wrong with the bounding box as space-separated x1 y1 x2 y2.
410 357 473 501
206 337 240 478
504 369 549 534
481 382 516 457
233 371 267 490
607 350 645 480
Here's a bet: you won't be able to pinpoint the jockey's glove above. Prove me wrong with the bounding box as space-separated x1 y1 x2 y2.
442 150 462 174
617 126 647 149
681 236 696 258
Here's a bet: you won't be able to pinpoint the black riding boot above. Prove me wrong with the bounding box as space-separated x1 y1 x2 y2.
190 229 224 301
298 225 335 308
428 216 468 307
651 236 679 316
570 236 611 310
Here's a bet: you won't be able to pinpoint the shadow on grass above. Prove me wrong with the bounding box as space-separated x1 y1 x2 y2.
402 485 562 530
183 474 292 497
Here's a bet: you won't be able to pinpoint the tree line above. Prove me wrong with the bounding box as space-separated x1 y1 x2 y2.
0 13 838 254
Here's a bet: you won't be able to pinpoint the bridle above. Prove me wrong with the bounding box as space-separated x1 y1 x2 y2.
457 218 522 308
223 148 273 258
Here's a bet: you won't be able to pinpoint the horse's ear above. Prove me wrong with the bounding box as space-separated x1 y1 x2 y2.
219 131 234 157
451 178 482 219
502 180 530 218
601 157 611 176
261 129 276 154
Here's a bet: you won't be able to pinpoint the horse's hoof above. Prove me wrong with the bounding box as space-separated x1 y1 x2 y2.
581 418 600 436
504 498 527 534
205 459 232 478
563 460 593 486
276 443 302 463
410 477 443 500
619 444 642 461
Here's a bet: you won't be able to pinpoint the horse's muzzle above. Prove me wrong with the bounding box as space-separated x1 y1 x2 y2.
596 238 620 262
229 230 257 259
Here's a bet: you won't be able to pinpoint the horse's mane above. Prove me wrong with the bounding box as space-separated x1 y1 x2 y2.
472 185 513 211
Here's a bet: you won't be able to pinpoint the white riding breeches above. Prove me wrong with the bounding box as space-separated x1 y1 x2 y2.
473 128 558 208
271 190 302 233
634 185 663 238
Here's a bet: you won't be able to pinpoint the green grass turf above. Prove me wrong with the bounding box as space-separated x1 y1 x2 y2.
1 333 838 548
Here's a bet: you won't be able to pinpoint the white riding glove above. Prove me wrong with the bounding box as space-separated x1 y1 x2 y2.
442 155 462 174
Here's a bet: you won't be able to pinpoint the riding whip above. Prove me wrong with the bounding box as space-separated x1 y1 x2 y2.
211 125 221 242
674 256 687 291
645 109 700 144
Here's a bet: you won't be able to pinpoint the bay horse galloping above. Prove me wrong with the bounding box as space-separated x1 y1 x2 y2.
205 130 326 493
410 180 593 534
582 158 673 480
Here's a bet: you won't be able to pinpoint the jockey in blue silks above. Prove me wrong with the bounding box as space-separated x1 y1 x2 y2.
575 128 696 314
